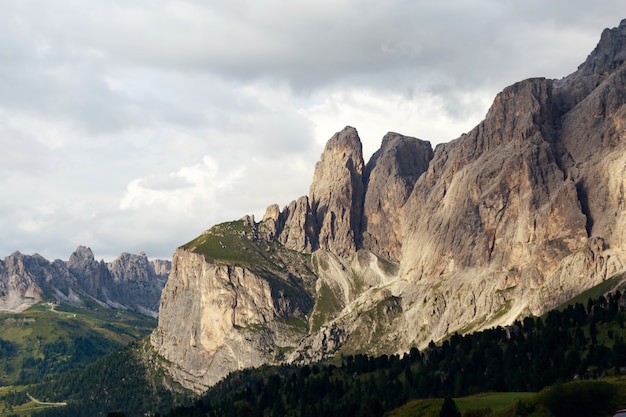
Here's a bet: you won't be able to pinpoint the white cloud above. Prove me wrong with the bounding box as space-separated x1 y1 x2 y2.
120 155 244 213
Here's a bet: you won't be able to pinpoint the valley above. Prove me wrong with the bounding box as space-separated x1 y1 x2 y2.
3 15 626 417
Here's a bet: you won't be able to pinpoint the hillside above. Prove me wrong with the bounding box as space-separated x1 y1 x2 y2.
11 285 625 417
151 19 626 392
159 288 626 417
0 300 156 386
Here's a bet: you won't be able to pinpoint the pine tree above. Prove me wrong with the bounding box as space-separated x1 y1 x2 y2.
439 397 461 417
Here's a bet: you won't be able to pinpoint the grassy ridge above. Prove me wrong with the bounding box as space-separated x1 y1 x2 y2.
182 220 280 267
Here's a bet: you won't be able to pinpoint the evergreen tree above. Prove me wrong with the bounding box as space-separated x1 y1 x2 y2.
439 397 461 417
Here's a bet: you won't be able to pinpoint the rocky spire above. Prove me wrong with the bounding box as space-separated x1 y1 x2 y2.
361 132 433 261
309 126 365 257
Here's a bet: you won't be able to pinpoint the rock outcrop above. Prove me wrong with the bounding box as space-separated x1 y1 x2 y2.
277 196 316 253
0 247 170 316
309 126 365 257
151 221 315 390
151 20 626 393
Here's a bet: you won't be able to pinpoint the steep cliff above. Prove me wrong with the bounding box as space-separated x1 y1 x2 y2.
151 220 315 390
152 20 626 392
0 247 170 316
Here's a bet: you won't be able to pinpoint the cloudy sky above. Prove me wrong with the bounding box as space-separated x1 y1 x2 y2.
1 1 625 261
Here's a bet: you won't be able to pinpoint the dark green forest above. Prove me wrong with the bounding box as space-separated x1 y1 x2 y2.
25 339 189 417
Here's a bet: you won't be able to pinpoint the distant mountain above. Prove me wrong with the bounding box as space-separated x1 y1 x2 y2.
149 19 626 393
0 246 171 317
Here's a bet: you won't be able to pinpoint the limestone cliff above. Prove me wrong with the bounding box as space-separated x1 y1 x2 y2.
152 20 626 393
0 247 170 316
150 221 315 391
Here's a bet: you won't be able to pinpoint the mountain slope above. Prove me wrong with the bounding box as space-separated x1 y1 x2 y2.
151 19 626 392
0 302 156 385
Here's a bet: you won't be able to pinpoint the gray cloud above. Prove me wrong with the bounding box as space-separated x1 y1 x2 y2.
1 0 625 260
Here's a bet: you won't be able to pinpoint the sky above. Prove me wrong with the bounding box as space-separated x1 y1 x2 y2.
1 1 625 262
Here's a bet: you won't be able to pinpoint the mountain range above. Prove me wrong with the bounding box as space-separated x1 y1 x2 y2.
149 19 626 393
0 246 171 317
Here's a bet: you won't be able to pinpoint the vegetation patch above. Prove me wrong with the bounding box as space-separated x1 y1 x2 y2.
279 315 309 334
349 271 367 295
518 379 626 417
182 220 272 266
312 252 329 272
455 391 535 413
311 282 343 332
487 300 513 324
182 220 317 314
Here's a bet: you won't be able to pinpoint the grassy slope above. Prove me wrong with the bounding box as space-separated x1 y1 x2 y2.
386 378 626 417
385 393 536 417
551 274 625 313
182 220 316 296
0 300 156 386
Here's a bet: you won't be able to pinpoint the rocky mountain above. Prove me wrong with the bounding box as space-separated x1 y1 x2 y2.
0 246 171 317
151 20 626 392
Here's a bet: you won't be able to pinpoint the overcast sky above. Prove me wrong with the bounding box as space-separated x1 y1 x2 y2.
1 1 625 261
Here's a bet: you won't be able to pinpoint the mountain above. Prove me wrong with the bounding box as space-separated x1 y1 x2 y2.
0 246 171 317
150 20 626 392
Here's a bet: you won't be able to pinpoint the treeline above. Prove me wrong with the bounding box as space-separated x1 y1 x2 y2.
162 291 626 417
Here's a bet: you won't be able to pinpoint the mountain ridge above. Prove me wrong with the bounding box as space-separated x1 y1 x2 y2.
147 19 626 392
0 246 171 317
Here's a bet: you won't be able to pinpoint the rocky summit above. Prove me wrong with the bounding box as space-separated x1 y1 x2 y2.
0 246 171 317
151 20 626 392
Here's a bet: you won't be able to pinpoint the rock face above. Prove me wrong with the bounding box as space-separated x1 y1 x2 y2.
152 20 626 393
0 246 171 316
361 132 433 261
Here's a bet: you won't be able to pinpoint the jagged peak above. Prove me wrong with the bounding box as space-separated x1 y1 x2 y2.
368 132 433 177
576 19 626 76
261 203 280 223
319 126 363 159
68 245 95 263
